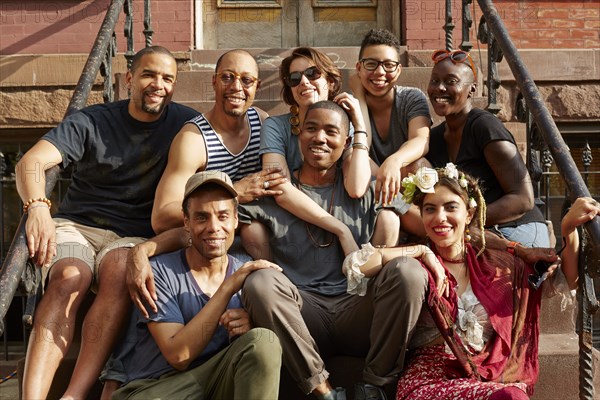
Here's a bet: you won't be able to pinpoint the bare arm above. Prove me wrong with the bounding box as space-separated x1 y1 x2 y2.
347 243 446 297
483 140 534 225
152 125 207 234
560 197 600 290
148 260 281 371
263 152 359 255
128 227 189 317
375 116 430 205
334 92 371 198
15 140 63 267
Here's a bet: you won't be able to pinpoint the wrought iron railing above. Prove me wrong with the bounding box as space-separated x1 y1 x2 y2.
443 1 599 398
0 0 154 342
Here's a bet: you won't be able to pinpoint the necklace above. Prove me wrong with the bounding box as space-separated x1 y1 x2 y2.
294 169 336 248
438 254 465 264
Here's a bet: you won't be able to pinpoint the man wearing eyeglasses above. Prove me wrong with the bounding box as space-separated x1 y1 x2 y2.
151 49 287 235
352 29 432 238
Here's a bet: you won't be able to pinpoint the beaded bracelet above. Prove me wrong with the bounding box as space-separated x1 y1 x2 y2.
352 143 369 151
23 197 52 213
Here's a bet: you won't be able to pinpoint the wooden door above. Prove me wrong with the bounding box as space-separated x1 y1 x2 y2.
201 0 400 49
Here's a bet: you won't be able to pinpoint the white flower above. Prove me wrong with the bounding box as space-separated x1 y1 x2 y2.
414 167 438 193
444 163 459 180
459 175 468 189
468 197 477 209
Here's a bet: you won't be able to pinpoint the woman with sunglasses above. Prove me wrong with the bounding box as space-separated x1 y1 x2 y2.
244 47 388 258
342 164 587 399
425 49 549 248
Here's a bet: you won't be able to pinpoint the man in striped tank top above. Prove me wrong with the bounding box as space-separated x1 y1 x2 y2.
151 49 287 235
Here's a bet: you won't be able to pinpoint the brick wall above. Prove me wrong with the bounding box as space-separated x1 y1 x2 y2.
0 0 193 55
403 0 600 50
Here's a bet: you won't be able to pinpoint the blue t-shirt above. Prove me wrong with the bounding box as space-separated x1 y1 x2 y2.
123 250 243 382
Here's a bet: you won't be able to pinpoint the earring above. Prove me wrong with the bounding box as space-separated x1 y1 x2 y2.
187 236 192 247
289 105 300 135
465 227 472 242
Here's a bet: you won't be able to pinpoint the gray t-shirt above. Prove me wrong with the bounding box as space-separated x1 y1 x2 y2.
238 170 407 296
370 86 431 166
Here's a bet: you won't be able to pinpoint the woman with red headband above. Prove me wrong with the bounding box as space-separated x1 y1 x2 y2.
425 49 549 249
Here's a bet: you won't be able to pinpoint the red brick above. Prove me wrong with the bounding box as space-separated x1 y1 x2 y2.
585 20 600 29
569 8 600 19
552 19 585 29
537 9 570 19
537 29 571 39
581 0 600 8
584 38 600 47
571 29 599 39
509 30 537 40
0 24 23 35
520 19 553 29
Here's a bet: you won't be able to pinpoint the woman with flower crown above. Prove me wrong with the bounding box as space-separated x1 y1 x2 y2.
342 164 595 399
426 49 549 248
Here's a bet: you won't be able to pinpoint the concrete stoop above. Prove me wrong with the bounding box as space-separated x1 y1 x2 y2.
533 333 600 400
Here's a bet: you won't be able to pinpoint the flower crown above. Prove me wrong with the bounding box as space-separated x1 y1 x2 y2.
401 163 477 209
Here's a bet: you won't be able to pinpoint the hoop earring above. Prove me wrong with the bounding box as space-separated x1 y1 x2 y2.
289 105 300 135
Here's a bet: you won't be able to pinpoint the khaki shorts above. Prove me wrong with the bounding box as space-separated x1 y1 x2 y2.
44 218 145 291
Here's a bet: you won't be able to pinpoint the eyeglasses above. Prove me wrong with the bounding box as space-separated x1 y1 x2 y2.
528 238 566 290
285 66 322 87
217 71 258 88
432 49 477 80
360 58 400 73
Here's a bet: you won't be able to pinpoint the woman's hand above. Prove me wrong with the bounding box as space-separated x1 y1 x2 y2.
562 197 600 235
421 248 449 298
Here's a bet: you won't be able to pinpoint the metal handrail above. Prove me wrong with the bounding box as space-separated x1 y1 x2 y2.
0 0 126 335
477 1 599 399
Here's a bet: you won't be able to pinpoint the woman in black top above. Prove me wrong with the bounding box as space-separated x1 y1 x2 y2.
425 49 549 247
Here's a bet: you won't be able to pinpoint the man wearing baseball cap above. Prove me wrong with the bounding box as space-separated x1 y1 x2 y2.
110 171 282 399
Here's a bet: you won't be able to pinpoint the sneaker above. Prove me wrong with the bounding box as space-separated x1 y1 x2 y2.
333 387 347 400
354 382 387 400
316 387 347 400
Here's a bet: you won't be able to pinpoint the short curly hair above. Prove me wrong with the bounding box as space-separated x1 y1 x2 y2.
358 28 402 60
279 47 342 106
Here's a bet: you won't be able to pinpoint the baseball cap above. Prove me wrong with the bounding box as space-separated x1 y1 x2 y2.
183 171 238 205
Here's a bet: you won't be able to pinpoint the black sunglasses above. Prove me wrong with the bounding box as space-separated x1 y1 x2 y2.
528 238 566 290
285 66 322 87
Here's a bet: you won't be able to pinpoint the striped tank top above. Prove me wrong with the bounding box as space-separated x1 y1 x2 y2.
187 107 262 181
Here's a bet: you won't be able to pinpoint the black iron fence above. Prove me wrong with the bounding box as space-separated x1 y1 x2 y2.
0 0 598 397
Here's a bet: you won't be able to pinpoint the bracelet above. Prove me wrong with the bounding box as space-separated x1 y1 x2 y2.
353 130 368 137
352 143 369 151
27 204 50 212
506 241 520 256
23 197 52 213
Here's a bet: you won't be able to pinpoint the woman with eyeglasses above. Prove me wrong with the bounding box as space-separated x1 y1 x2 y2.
243 47 387 259
341 164 588 399
351 28 433 241
425 49 549 248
